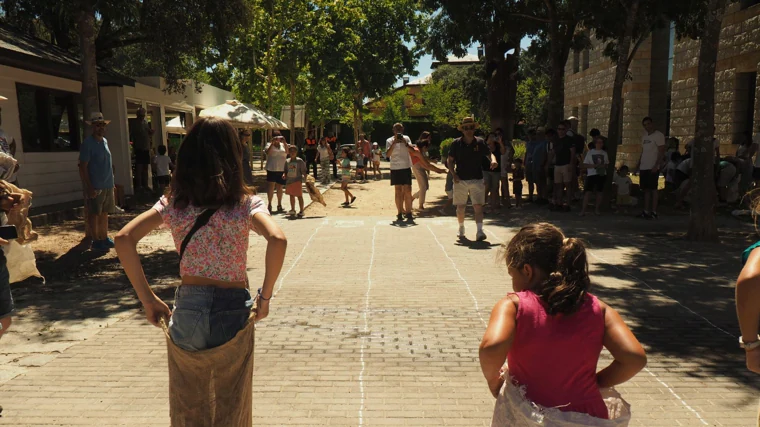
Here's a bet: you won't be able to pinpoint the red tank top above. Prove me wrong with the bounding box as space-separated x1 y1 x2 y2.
507 290 608 419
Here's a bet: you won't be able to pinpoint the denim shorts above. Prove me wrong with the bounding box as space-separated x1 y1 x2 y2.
168 286 253 352
0 261 12 318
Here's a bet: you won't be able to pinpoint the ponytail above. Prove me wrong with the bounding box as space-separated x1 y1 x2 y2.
536 238 591 315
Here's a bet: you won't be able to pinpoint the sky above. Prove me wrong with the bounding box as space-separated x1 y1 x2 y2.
399 37 534 87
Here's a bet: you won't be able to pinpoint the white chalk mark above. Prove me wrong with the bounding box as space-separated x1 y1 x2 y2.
426 224 486 327
358 223 378 426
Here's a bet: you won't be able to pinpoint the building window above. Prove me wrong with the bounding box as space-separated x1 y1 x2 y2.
582 49 590 71
573 50 580 74
16 83 83 153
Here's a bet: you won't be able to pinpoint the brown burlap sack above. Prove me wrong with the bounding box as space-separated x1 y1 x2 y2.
162 314 256 427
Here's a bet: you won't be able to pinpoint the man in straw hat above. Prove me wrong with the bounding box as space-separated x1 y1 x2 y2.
448 117 498 241
79 112 116 251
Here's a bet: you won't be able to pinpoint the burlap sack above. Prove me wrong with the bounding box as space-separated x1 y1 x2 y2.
305 175 327 206
162 314 256 427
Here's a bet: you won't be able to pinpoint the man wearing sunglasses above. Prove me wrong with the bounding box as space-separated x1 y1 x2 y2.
448 117 498 241
79 112 116 251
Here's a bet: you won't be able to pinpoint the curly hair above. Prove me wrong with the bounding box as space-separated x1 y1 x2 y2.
502 223 592 315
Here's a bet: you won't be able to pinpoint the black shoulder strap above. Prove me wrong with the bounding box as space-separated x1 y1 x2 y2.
179 208 218 263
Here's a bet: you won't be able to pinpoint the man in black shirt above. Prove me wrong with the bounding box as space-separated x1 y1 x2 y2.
548 123 577 211
448 117 498 241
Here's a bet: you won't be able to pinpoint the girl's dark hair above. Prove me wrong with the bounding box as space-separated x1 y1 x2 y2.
502 223 591 315
169 117 252 209
158 145 167 155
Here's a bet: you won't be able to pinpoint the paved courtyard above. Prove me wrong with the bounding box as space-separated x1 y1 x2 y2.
0 173 758 426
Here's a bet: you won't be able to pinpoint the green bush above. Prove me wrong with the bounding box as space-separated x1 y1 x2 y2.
440 137 455 158
512 140 526 160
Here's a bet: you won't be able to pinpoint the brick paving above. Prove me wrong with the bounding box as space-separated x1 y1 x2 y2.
0 174 759 425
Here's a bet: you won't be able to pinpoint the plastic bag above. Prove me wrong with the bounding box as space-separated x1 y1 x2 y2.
5 241 43 284
491 378 631 427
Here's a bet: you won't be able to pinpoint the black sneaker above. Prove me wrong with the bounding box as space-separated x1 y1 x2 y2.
351 196 357 204
396 213 404 222
406 213 414 224
636 211 652 219
651 212 658 219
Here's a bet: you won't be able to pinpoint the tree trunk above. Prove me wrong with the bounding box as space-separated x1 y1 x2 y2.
687 0 727 241
503 49 520 142
546 22 576 129
485 38 508 133
603 0 640 204
353 93 363 143
78 0 99 132
290 76 297 148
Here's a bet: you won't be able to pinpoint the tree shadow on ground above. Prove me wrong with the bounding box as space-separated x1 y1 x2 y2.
12 248 180 325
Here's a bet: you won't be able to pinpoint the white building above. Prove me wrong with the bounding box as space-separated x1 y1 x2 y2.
0 23 234 208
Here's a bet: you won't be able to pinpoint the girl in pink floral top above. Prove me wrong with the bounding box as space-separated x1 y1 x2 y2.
115 117 287 346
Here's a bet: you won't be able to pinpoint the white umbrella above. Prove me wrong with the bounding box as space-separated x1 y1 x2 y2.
166 116 187 134
199 100 288 130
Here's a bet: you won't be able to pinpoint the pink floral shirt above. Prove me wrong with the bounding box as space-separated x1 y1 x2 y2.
152 195 270 282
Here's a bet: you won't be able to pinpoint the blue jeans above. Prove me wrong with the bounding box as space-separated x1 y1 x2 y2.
168 286 253 352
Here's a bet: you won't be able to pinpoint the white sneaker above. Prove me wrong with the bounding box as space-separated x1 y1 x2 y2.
476 231 487 242
288 210 296 216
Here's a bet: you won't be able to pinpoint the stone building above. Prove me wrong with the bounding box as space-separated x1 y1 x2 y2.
563 28 671 166
564 2 760 165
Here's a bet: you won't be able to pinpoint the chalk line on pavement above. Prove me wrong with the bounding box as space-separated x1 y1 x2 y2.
358 222 379 426
273 218 328 297
426 224 487 327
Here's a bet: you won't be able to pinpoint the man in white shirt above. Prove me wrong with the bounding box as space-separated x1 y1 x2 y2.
385 123 415 224
635 117 665 219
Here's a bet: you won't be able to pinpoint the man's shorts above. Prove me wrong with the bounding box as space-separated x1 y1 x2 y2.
87 188 115 215
454 179 486 206
584 175 605 193
390 168 412 186
0 262 13 319
266 171 286 185
554 164 573 184
135 149 151 165
639 169 658 190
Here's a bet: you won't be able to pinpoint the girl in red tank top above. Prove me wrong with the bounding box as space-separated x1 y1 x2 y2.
480 223 647 420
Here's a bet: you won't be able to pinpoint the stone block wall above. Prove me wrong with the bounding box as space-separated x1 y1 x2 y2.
671 3 760 154
564 30 667 166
